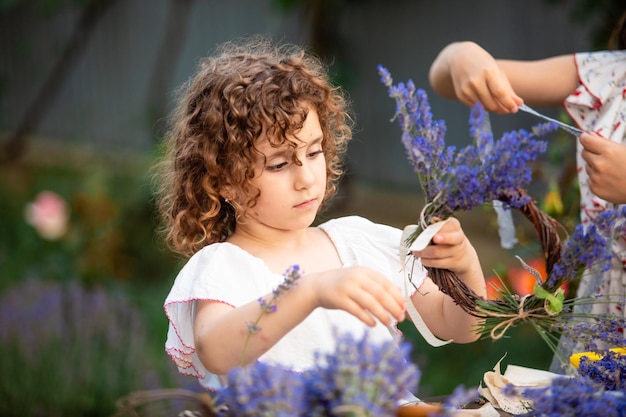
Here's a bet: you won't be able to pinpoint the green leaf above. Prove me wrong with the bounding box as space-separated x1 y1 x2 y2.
533 284 564 314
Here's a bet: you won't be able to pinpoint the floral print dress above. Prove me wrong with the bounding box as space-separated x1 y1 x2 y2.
564 50 626 320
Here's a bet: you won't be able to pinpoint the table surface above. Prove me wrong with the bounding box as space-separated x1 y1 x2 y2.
421 396 514 416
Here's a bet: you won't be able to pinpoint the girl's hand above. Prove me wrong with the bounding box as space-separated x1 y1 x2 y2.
580 132 626 204
430 41 523 114
408 217 485 342
304 266 406 327
411 217 482 284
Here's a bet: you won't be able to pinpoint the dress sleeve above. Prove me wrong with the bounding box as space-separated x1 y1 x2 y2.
163 249 218 388
163 244 275 390
564 50 626 140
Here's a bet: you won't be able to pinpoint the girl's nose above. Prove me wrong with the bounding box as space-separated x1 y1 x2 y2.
294 160 316 189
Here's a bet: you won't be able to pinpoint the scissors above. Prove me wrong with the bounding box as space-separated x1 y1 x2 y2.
518 104 583 137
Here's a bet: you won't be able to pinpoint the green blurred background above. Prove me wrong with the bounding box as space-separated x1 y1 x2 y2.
1 0 624 415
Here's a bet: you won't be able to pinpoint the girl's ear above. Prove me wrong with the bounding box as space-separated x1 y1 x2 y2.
219 185 236 202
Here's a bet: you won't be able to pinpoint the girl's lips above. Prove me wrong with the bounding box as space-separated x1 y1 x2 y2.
295 198 317 208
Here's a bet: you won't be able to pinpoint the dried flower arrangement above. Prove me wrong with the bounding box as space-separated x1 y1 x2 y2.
378 65 626 415
378 65 626 358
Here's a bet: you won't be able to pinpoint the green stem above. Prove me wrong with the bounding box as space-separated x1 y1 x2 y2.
239 315 263 367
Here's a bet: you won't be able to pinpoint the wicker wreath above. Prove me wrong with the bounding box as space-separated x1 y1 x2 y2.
424 188 564 329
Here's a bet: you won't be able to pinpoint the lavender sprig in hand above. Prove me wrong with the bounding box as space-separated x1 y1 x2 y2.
239 264 301 366
378 65 554 315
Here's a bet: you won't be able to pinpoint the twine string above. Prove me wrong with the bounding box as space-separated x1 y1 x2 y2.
418 191 443 230
484 294 548 340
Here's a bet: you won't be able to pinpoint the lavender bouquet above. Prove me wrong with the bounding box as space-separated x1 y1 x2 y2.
378 65 555 313
216 330 420 417
212 267 420 417
378 66 626 361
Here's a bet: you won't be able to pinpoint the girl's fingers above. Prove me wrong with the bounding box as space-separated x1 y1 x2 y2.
485 76 521 113
343 290 403 327
342 299 378 327
322 268 406 325
355 292 393 326
431 221 464 245
360 279 406 321
579 132 607 154
432 230 462 245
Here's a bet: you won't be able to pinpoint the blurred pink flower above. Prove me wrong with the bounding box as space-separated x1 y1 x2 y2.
24 191 70 240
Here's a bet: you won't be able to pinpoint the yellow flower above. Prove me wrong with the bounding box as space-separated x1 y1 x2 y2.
569 347 626 368
541 181 563 216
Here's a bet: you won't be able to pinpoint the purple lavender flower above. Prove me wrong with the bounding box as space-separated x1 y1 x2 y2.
241 265 302 363
377 65 553 224
218 330 421 417
273 264 301 297
521 376 626 416
244 265 301 336
305 330 420 417
547 206 626 288
556 314 626 352
0 278 165 415
578 350 626 391
218 362 308 417
592 205 626 236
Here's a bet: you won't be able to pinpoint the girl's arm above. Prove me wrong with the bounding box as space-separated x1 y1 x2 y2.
429 41 579 113
409 217 486 343
193 266 406 374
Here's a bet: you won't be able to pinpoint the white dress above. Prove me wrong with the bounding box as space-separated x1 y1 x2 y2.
564 50 626 318
163 215 426 390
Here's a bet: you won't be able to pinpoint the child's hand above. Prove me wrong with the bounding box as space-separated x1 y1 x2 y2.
580 132 626 204
408 217 485 342
436 42 523 114
411 217 481 280
305 266 406 327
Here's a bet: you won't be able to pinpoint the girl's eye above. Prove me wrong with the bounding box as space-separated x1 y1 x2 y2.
265 149 322 171
308 149 324 158
266 161 288 172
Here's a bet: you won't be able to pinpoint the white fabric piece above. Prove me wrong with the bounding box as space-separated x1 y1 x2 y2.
401 222 454 347
492 201 518 249
480 357 562 415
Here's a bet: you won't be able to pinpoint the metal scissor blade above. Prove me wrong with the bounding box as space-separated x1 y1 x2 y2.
518 104 583 136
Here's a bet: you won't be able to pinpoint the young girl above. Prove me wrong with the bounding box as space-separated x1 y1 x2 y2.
155 36 486 390
428 11 626 370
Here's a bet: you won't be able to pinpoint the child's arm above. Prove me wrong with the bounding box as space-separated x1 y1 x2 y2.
409 217 486 343
193 266 406 374
428 41 578 113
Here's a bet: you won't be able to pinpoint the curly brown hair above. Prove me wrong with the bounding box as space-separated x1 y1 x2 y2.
153 36 353 258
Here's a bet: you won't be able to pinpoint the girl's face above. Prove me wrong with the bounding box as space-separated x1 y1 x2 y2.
239 108 327 234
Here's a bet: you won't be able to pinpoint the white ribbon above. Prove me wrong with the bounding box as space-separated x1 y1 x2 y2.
399 222 453 347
